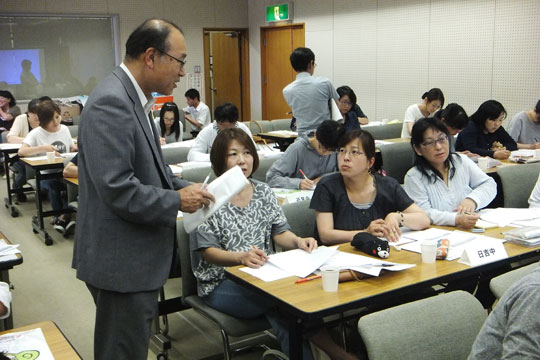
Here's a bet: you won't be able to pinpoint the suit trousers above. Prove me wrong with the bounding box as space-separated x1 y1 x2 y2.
86 283 159 360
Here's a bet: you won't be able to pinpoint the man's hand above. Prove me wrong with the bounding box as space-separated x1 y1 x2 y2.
178 183 215 213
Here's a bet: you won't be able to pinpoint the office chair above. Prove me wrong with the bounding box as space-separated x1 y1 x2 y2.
379 141 414 184
490 261 539 300
497 163 540 208
358 290 487 360
177 220 272 360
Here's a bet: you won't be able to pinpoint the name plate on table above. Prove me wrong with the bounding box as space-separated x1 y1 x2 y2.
458 240 507 267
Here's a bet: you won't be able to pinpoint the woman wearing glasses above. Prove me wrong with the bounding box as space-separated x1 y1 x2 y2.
336 86 367 132
155 101 183 144
455 100 517 159
310 129 429 244
404 118 496 228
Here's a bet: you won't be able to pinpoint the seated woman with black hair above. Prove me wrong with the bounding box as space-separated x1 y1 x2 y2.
401 88 445 138
455 100 517 159
404 118 496 229
311 129 429 244
336 86 367 131
154 101 183 144
191 128 359 360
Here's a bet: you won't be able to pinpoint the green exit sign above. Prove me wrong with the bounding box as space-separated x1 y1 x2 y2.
266 4 290 22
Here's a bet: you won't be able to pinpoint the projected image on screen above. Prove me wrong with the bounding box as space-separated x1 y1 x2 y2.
0 49 42 85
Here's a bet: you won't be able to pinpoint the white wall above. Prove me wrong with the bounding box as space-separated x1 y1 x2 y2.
3 0 539 123
1 0 249 104
248 0 540 123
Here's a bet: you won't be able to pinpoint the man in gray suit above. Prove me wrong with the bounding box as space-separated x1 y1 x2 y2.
73 19 214 359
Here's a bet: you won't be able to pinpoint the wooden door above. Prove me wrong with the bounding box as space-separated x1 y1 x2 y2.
261 24 305 120
205 32 243 121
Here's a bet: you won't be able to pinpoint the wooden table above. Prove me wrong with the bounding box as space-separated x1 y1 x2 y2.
257 132 297 152
64 177 78 186
21 157 73 246
0 321 81 359
226 226 540 358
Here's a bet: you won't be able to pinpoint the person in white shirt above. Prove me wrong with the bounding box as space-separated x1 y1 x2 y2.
0 282 11 320
18 100 77 235
187 102 253 162
529 171 540 208
401 88 445 138
184 88 211 132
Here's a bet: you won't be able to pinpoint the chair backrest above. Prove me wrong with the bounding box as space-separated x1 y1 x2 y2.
379 141 414 184
358 290 487 360
181 165 216 183
497 163 540 208
271 119 292 131
282 200 316 238
177 220 198 298
364 122 402 140
162 146 190 165
490 261 539 299
67 125 78 138
252 156 279 182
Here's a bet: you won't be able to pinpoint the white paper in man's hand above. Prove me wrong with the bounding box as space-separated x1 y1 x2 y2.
183 166 249 233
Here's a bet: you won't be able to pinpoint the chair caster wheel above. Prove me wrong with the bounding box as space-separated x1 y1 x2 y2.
44 234 53 246
156 353 168 360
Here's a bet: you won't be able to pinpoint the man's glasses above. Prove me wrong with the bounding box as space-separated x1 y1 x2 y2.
156 48 186 69
421 135 448 148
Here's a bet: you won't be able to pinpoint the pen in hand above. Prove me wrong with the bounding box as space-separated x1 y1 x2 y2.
299 169 309 180
201 172 211 190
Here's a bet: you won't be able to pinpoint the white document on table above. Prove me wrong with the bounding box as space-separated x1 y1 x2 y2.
183 166 249 233
321 251 415 277
401 228 452 242
480 208 540 227
268 246 338 278
239 246 338 281
0 328 54 360
239 262 291 282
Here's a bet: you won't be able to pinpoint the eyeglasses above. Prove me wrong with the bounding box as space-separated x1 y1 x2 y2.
338 148 365 157
156 48 186 69
339 100 352 106
421 135 448 148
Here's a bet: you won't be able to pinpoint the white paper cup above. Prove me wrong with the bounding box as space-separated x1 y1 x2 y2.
321 265 339 292
477 157 489 170
420 241 437 263
46 151 55 163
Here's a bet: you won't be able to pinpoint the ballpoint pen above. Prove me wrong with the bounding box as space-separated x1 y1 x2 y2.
201 172 211 190
299 169 309 180
358 263 396 268
295 274 322 284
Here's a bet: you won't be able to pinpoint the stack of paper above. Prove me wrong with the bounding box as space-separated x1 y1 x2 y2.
240 246 415 281
240 246 337 281
480 208 540 227
503 226 540 247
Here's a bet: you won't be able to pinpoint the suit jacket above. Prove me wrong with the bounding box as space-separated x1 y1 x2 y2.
73 67 189 292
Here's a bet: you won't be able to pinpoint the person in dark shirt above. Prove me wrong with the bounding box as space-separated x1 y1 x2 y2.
455 100 517 159
310 129 429 244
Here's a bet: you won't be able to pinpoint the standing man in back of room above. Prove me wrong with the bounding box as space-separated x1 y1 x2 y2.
73 19 214 359
184 88 211 131
283 47 339 138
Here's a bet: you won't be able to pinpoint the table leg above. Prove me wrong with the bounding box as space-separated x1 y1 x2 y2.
31 171 53 245
2 153 19 217
288 316 303 359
